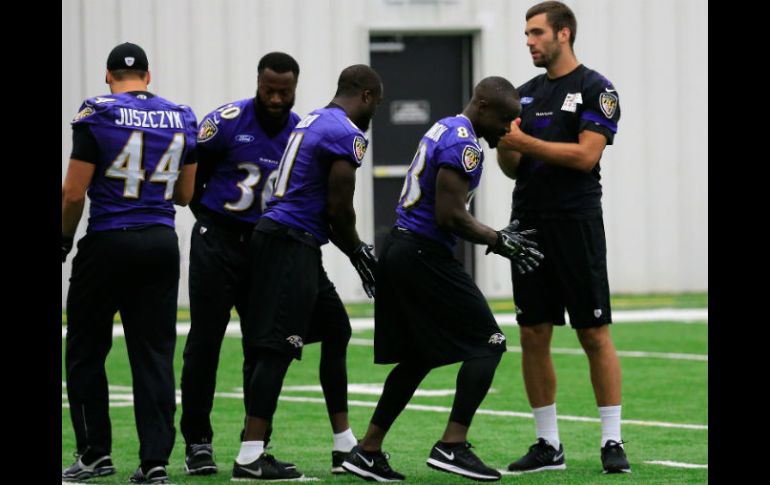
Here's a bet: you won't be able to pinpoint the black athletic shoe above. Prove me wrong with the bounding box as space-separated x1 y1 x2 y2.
332 450 348 474
426 441 501 482
265 449 296 471
129 465 169 483
601 440 631 474
232 453 303 481
185 443 217 475
507 438 566 473
342 445 405 482
62 454 116 480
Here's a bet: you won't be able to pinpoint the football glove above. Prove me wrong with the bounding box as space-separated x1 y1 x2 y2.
486 219 544 274
349 242 376 298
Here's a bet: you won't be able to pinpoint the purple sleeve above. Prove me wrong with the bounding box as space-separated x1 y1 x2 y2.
323 131 368 167
436 142 482 178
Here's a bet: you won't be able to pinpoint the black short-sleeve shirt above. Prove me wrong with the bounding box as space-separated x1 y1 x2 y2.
512 65 621 217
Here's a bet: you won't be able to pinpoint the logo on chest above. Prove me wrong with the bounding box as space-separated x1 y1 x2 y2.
235 134 254 143
561 92 583 112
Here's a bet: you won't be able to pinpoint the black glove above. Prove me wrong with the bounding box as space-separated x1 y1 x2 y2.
62 234 74 263
349 242 376 298
486 219 544 274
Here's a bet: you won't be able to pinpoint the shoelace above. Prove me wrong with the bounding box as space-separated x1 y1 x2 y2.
529 439 557 461
604 440 628 451
190 444 213 456
373 451 395 472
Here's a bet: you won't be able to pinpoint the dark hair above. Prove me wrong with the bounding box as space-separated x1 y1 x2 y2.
258 52 300 78
475 76 519 100
334 64 382 97
526 1 577 48
109 69 148 81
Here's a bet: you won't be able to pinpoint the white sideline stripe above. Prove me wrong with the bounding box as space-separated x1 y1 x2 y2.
645 460 708 469
350 338 707 362
59 308 708 338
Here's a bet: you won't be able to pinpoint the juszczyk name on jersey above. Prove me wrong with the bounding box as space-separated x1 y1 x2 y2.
115 108 184 129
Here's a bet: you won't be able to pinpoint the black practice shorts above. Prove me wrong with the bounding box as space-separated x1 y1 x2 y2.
511 215 612 329
242 218 351 360
374 227 507 366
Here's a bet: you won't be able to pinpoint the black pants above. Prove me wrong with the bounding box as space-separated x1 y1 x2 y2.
65 226 179 463
181 214 253 445
243 218 351 422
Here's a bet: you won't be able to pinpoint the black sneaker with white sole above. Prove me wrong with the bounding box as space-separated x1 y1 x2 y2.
601 440 631 474
342 445 405 482
232 453 303 481
62 454 116 480
129 464 169 484
507 438 566 473
426 441 501 482
185 443 217 475
332 450 349 474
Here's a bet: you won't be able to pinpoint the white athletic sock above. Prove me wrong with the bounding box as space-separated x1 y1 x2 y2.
333 428 357 452
533 403 560 450
236 440 264 465
599 405 622 447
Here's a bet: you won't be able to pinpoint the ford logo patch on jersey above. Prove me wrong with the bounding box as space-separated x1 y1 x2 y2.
521 97 534 105
235 134 254 143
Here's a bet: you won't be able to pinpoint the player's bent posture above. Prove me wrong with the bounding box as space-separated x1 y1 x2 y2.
342 76 543 482
231 65 383 481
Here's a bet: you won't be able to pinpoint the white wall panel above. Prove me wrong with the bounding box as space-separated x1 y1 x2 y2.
62 0 708 306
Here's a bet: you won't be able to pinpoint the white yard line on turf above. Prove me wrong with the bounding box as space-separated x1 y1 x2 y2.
60 308 709 338
644 460 708 469
62 382 707 431
347 338 707 361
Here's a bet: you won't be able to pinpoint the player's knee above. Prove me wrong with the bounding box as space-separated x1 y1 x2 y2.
576 326 610 353
323 324 351 353
519 324 552 349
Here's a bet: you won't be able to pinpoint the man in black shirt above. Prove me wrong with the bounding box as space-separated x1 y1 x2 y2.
497 1 629 475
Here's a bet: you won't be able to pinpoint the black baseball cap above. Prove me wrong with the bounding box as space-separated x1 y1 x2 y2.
106 42 149 71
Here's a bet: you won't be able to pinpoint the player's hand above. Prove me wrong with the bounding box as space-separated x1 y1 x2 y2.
62 234 74 263
486 219 544 274
349 242 376 298
498 118 524 151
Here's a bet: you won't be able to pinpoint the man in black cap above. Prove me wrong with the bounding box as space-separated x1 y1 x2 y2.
62 41 198 484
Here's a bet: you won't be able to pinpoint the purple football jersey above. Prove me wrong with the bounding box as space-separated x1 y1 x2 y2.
395 115 484 249
196 98 300 223
263 105 368 244
71 93 197 231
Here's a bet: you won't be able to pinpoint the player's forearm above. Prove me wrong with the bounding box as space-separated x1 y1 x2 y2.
62 194 85 237
496 148 521 179
327 206 362 255
513 134 598 172
438 208 497 246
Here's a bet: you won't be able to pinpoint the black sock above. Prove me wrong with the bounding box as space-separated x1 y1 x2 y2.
141 461 166 473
